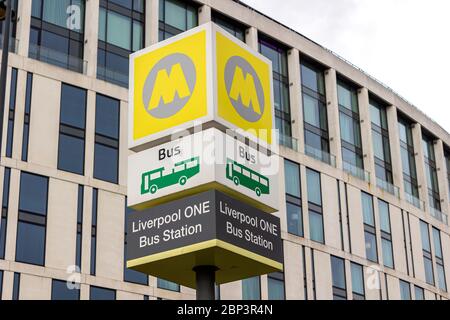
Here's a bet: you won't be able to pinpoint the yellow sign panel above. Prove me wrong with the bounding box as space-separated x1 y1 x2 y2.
216 32 274 145
132 31 207 141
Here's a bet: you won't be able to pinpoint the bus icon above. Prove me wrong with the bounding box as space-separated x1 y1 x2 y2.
226 159 269 197
141 157 200 195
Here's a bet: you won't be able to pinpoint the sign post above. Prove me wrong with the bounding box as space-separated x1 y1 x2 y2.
127 22 283 300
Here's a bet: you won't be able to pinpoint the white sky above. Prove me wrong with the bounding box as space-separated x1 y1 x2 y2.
241 0 450 133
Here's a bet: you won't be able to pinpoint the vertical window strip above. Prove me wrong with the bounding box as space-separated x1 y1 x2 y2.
306 168 324 244
12 272 20 300
311 249 316 300
344 183 352 253
331 255 347 300
302 246 308 300
361 192 378 263
90 188 98 276
0 270 3 298
1 168 11 259
337 181 344 251
15 172 49 266
406 212 415 278
432 227 447 292
420 220 434 286
76 185 84 269
6 68 18 158
401 210 410 276
22 73 33 162
378 200 394 269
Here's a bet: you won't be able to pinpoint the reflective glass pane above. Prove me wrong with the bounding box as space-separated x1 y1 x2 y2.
157 278 180 292
414 286 424 300
306 169 321 205
382 238 394 268
364 231 378 262
107 11 132 50
351 263 364 296
60 85 86 129
19 173 48 215
309 210 324 243
437 264 447 291
90 286 116 300
284 160 300 198
165 0 187 31
52 280 80 300
400 280 411 300
94 144 118 184
424 257 434 285
242 276 260 300
267 277 284 300
43 0 71 29
378 200 390 233
58 134 85 175
331 256 346 289
15 222 46 265
420 221 431 252
303 95 320 128
286 203 302 237
361 193 374 226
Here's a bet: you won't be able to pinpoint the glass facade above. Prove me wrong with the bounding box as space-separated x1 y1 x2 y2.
400 280 411 300
351 263 365 300
284 160 303 237
259 36 292 147
306 168 324 243
212 11 246 42
370 99 393 187
159 0 198 41
51 279 80 300
90 286 116 300
98 0 144 87
0 168 11 260
432 227 447 292
338 80 363 173
301 60 329 163
331 256 347 300
157 278 180 292
16 172 49 266
361 192 378 263
242 276 261 300
30 0 86 72
6 68 18 158
398 117 419 203
422 134 441 211
420 220 435 286
378 200 394 269
58 84 87 175
267 272 285 300
94 94 120 184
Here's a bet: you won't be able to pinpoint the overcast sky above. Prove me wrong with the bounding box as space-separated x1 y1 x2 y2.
241 0 450 133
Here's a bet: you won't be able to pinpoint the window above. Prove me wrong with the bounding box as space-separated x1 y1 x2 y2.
378 200 394 269
22 73 33 162
420 220 434 285
414 286 424 300
124 200 148 285
301 60 330 163
306 169 324 243
351 263 365 300
12 272 20 300
284 160 303 237
58 84 86 175
432 228 447 292
51 279 80 300
98 0 144 87
370 99 393 187
361 192 378 263
0 0 18 52
30 0 86 72
267 272 285 300
422 134 441 211
338 80 363 173
242 276 261 300
398 117 419 204
6 68 18 158
259 37 291 146
399 280 411 300
157 278 180 292
90 286 116 300
212 11 246 42
445 151 450 201
75 185 83 268
331 256 346 300
1 168 11 259
94 94 120 184
90 188 98 275
15 172 48 266
159 0 198 41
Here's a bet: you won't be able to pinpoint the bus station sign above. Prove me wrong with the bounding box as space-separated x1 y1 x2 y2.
127 128 280 213
129 22 275 152
126 190 283 289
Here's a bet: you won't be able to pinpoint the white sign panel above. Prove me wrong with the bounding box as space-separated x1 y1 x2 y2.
128 128 280 213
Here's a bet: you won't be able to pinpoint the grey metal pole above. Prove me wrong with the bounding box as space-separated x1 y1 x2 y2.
194 266 217 300
0 0 11 158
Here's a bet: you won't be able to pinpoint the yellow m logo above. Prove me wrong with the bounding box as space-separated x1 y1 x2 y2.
229 66 262 115
148 63 191 110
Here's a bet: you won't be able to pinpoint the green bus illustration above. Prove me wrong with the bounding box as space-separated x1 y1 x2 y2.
141 157 200 195
226 158 270 197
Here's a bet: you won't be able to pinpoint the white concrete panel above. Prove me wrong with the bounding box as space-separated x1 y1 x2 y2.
322 174 341 249
346 185 365 258
283 241 303 300
28 75 60 169
20 274 51 300
46 178 78 271
390 205 408 274
314 250 332 300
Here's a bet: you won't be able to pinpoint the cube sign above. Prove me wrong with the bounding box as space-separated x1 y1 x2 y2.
127 128 280 213
129 22 275 151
